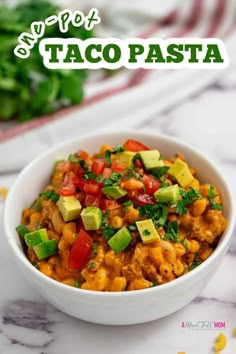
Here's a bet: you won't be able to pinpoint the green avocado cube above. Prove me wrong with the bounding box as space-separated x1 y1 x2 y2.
102 186 127 199
33 239 58 260
139 150 164 170
108 227 132 253
24 228 48 247
57 195 82 222
81 206 102 230
16 224 29 238
154 184 180 203
136 219 160 244
115 151 136 167
168 159 194 188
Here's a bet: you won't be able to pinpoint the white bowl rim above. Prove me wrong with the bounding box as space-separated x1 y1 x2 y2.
4 130 235 298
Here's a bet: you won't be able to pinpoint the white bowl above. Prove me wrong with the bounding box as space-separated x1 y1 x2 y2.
4 132 235 325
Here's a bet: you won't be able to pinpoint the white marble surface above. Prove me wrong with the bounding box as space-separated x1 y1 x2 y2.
1 67 236 354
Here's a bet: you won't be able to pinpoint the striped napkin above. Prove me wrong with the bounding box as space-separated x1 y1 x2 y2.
0 0 236 172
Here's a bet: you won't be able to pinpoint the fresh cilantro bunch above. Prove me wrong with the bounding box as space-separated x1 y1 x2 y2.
0 0 93 121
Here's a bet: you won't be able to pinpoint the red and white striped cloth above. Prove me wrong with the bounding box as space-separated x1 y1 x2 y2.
0 0 236 170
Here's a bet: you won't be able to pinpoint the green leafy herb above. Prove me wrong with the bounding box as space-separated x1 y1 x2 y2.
103 171 121 187
164 220 180 242
16 224 29 238
132 153 141 163
101 211 115 239
95 174 103 183
75 280 81 288
175 187 201 215
138 204 168 228
34 199 42 212
207 186 222 210
151 166 169 179
143 229 151 236
40 189 60 203
84 171 96 180
105 150 112 166
188 258 201 271
128 224 138 232
87 261 95 269
122 200 132 207
152 279 158 287
68 153 87 170
92 242 98 257
33 262 38 269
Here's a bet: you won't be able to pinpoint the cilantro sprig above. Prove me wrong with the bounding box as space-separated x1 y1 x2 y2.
101 211 115 239
207 186 222 210
138 204 168 227
68 153 88 171
174 187 201 215
104 145 125 166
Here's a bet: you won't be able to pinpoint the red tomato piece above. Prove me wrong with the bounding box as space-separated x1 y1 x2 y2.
84 194 101 207
123 139 149 152
92 159 106 175
111 161 126 172
131 193 155 206
103 167 112 179
58 184 76 196
56 161 73 173
100 199 119 210
83 180 102 195
68 229 93 270
141 175 160 194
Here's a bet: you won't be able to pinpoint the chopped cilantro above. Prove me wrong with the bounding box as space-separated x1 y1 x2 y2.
152 279 158 287
87 261 95 269
207 186 222 210
132 153 141 163
92 242 98 257
164 220 179 242
128 224 138 232
105 150 112 166
68 153 87 170
103 171 121 187
123 200 132 207
175 187 201 215
143 229 151 236
102 225 115 239
75 280 81 288
34 199 42 212
95 174 103 183
84 171 96 180
138 204 168 228
151 166 169 180
40 189 60 203
33 262 38 269
189 258 201 271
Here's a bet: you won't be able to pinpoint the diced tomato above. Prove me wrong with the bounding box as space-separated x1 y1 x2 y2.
84 194 101 207
58 183 76 196
78 149 89 160
123 139 149 152
130 192 155 206
83 180 102 195
58 172 83 196
92 159 106 175
68 229 93 270
141 175 160 194
56 161 73 173
103 167 112 179
101 199 119 210
111 161 126 172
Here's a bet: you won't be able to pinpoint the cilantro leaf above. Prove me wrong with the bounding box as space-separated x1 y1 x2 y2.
68 153 88 170
207 186 222 210
151 166 169 180
175 187 201 215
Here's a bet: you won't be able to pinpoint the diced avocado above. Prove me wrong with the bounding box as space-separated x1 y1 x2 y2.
154 184 180 203
168 158 194 188
115 151 136 167
16 224 29 238
102 186 127 199
81 206 102 230
33 240 58 260
57 195 82 222
108 227 132 253
24 228 48 247
136 219 160 244
139 150 164 170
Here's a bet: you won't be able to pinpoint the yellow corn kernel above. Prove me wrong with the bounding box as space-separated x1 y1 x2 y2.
174 243 186 257
110 277 127 292
149 247 165 267
159 263 173 278
200 247 213 261
61 278 77 287
191 198 207 217
173 260 185 277
214 333 227 351
111 215 123 229
189 239 200 253
233 327 236 336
